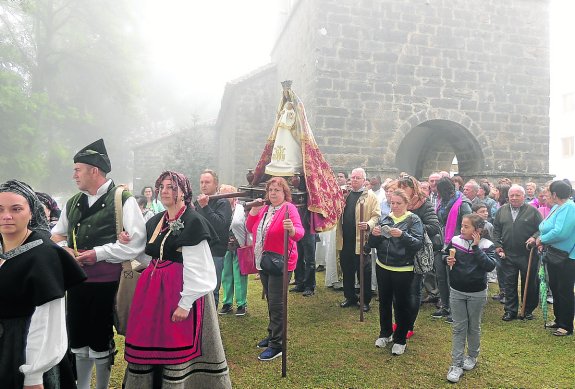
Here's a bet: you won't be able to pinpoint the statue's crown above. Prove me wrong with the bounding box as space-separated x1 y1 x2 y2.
281 80 293 90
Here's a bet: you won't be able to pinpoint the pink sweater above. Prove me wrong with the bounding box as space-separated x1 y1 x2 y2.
246 202 304 271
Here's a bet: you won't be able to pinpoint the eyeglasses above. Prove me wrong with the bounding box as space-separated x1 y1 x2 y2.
350 176 364 180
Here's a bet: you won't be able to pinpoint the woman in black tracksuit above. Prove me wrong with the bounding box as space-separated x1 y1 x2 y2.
368 189 423 356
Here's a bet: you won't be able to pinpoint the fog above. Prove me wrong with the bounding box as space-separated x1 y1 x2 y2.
1 0 573 199
0 0 278 197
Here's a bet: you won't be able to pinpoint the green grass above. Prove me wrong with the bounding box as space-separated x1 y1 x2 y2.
108 273 573 388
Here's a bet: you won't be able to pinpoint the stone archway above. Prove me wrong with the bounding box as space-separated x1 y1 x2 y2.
392 109 490 180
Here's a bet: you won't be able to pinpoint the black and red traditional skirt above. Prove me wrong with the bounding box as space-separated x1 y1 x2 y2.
124 259 204 364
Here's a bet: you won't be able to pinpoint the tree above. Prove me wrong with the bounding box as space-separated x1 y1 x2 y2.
0 0 143 192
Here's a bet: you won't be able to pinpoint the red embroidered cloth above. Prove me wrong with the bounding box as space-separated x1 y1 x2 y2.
251 89 343 232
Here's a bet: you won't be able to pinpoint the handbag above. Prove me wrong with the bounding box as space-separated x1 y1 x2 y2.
113 187 143 336
238 243 257 276
414 230 435 274
541 204 575 267
260 250 285 276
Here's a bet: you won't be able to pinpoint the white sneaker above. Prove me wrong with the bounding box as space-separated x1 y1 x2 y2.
375 336 393 348
462 356 477 371
391 343 406 355
447 366 464 383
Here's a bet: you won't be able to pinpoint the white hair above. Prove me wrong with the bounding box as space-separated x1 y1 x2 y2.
465 180 479 191
509 184 525 195
351 167 366 179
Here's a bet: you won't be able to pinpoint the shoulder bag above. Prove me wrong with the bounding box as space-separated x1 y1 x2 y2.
542 204 574 266
113 187 144 336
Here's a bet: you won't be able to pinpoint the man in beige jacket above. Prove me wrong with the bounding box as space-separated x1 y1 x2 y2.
336 167 381 312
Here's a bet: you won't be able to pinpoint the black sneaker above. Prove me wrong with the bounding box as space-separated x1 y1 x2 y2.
218 304 233 315
316 265 326 272
236 306 247 316
445 316 454 324
432 308 449 319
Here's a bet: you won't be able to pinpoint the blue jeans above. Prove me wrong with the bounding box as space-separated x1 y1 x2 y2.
212 256 224 307
450 288 487 366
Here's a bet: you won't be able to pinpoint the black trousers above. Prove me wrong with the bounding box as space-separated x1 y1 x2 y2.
547 259 575 332
294 232 317 291
501 254 539 316
67 281 118 352
260 271 292 349
377 266 414 345
340 245 372 305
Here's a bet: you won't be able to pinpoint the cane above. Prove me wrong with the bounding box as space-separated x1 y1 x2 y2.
359 200 365 323
281 209 289 377
520 247 535 318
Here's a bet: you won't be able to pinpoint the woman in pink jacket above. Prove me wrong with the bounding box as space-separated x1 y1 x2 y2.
246 177 304 361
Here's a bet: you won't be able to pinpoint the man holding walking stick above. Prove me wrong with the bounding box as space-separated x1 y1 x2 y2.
493 185 542 321
336 168 380 313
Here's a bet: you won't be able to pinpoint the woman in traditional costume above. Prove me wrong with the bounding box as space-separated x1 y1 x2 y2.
124 171 232 388
0 179 86 389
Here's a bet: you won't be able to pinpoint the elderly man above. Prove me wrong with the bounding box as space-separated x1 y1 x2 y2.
493 185 542 321
336 167 380 312
463 180 482 206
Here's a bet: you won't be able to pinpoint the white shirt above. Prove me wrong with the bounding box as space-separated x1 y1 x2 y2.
20 298 67 386
51 179 146 263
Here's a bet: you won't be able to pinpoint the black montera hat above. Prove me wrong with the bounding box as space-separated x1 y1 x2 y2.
73 138 111 173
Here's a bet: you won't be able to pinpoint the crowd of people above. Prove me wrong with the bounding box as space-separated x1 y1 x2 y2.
1 138 574 387
327 169 575 383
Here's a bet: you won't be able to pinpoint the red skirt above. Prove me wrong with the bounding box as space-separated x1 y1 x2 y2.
124 259 204 364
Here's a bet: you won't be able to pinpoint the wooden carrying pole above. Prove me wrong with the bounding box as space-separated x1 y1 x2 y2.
520 247 535 318
359 201 365 323
208 191 249 201
281 209 289 377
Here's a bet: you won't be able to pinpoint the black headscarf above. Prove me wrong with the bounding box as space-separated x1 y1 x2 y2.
36 192 62 220
0 179 51 236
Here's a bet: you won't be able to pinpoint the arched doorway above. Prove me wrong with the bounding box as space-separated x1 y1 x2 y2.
395 119 485 180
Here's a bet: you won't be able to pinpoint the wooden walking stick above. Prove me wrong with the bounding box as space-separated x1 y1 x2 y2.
359 200 365 323
520 247 535 318
282 209 290 377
